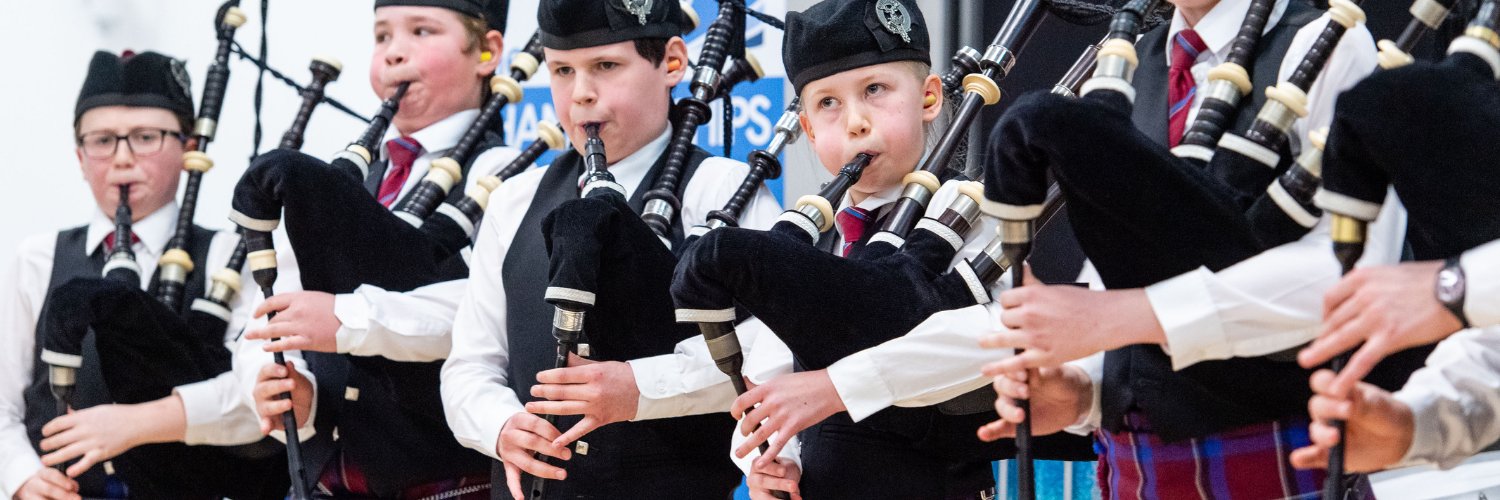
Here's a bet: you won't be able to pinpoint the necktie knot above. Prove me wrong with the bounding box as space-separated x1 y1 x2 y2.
1171 29 1207 70
378 136 424 207
103 231 140 253
835 206 872 257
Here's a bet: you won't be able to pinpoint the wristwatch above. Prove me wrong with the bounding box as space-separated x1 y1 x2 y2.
1436 257 1472 329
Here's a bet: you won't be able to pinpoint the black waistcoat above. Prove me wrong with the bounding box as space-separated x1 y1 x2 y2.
1103 2 1428 441
24 223 214 496
499 144 743 498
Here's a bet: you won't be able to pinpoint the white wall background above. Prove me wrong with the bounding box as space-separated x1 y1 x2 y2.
0 0 381 267
0 0 962 269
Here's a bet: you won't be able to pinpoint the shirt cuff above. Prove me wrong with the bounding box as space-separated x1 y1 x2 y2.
0 455 43 500
1062 353 1104 436
268 363 319 445
1393 387 1444 469
630 354 690 421
827 351 896 423
1462 251 1499 328
1146 267 1231 371
174 378 222 445
486 409 523 462
333 292 370 354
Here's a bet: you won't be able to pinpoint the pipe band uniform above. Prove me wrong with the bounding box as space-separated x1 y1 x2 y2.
22 45 289 500
228 0 529 498
439 0 785 498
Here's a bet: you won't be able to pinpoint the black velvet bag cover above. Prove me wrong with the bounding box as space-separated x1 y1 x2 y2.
673 221 977 371
1322 52 1500 258
232 148 464 294
540 194 696 363
40 278 289 499
984 90 1264 288
672 214 1097 462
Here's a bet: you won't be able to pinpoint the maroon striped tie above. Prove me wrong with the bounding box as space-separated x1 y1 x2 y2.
377 136 423 207
1168 29 1208 147
835 206 872 257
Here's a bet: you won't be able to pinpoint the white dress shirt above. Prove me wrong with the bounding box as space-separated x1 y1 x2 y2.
441 125 781 462
232 109 520 440
0 203 259 497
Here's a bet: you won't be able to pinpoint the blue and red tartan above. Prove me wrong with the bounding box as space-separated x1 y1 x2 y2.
315 451 490 499
1095 412 1375 500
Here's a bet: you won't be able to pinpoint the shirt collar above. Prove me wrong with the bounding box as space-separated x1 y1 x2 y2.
87 201 178 256
841 181 904 214
1167 0 1288 60
385 108 481 155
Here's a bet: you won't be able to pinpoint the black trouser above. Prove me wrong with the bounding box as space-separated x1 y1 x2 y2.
799 413 997 500
490 419 743 500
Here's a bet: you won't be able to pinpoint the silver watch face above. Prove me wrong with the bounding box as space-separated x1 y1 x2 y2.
1438 267 1465 303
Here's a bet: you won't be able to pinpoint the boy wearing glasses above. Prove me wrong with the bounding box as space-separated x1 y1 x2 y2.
0 51 283 500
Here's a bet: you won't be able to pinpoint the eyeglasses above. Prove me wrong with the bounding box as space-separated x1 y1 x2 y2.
77 128 186 160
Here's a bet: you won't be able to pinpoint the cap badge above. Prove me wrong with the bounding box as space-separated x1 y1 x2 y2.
622 0 653 26
170 58 193 101
876 0 912 44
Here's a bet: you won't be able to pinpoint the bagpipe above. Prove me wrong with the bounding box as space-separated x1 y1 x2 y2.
40 0 259 446
231 52 537 297
526 3 771 497
1313 1 1500 495
985 0 1368 290
1246 0 1460 248
228 29 549 299
224 27 564 497
534 0 777 376
979 0 1455 493
37 3 326 497
665 3 1132 497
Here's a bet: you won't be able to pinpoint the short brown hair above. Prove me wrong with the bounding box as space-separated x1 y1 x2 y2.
459 14 488 53
633 38 669 66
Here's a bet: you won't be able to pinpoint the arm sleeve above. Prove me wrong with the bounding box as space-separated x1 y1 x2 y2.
0 235 52 497
440 182 531 461
175 229 266 446
1461 239 1500 328
1393 326 1500 469
1150 190 1406 370
334 280 466 362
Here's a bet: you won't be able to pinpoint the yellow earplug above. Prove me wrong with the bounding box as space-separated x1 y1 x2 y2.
924 91 937 107
480 51 493 63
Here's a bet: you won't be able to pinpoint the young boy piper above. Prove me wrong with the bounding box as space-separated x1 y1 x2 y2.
439 0 780 498
238 1 522 497
1 51 281 500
